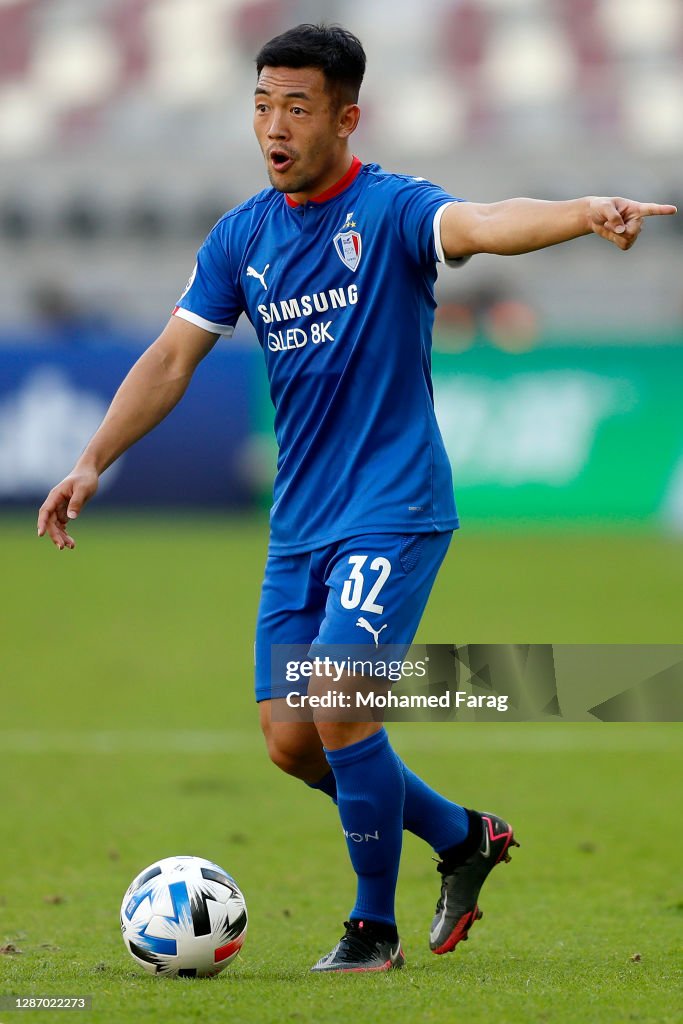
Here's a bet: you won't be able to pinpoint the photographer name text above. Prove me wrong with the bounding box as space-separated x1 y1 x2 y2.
285 691 509 713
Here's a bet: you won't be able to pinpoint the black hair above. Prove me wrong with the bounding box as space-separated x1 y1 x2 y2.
255 24 366 104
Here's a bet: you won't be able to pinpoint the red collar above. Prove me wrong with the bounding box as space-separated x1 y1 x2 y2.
285 156 363 208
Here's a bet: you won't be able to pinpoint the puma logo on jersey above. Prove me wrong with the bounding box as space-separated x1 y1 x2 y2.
247 264 270 291
356 617 387 647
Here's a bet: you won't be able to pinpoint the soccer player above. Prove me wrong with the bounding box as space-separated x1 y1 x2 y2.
38 24 676 973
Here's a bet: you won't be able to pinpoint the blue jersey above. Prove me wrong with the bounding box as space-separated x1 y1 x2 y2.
174 158 465 555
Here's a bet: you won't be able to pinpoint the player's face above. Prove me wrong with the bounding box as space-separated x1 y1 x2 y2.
254 67 358 200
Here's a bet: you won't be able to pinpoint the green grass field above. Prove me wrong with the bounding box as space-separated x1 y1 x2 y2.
1 514 681 1023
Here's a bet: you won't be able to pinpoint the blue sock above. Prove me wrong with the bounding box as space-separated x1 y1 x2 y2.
324 729 404 927
308 760 468 852
306 769 337 803
400 763 469 852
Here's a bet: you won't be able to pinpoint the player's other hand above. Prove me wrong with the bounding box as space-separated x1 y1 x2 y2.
588 196 677 251
37 465 99 550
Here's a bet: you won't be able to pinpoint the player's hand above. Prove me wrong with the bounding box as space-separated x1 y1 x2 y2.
587 197 677 251
37 466 99 550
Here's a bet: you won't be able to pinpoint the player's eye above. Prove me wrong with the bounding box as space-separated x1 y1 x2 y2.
255 103 269 114
291 107 306 115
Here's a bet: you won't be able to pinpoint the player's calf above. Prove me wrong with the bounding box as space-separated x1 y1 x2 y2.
258 700 329 781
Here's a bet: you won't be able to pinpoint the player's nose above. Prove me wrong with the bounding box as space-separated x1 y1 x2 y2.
266 114 289 139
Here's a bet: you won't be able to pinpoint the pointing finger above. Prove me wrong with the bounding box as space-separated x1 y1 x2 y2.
638 203 677 217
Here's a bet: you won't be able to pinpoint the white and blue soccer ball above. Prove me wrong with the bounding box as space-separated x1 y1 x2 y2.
120 855 247 978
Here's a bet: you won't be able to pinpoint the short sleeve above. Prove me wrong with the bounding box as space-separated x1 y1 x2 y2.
173 219 243 335
391 177 470 270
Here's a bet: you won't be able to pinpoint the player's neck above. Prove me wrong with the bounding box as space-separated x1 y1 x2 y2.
286 152 358 206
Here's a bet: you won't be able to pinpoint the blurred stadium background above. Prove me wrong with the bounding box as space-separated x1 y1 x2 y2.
1 0 682 531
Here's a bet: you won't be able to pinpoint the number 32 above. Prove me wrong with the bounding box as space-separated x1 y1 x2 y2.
340 555 392 614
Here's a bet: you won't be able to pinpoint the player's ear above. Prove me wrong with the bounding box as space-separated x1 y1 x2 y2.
337 103 361 139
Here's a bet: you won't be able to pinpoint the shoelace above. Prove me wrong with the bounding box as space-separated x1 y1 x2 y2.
436 858 464 877
338 921 382 959
435 873 453 913
435 859 466 912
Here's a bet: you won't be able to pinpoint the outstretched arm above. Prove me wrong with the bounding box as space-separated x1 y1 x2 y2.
37 315 219 549
440 196 677 259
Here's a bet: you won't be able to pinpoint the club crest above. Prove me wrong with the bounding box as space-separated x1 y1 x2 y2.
333 230 362 272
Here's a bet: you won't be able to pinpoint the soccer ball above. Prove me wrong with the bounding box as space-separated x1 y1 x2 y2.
120 855 247 978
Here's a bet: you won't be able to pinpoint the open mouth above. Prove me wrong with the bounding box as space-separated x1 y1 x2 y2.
269 149 294 173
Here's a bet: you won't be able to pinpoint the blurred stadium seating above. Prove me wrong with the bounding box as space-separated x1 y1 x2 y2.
0 0 681 332
0 1 681 526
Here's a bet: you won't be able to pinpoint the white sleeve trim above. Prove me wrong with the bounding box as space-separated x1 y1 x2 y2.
173 306 235 337
433 202 471 268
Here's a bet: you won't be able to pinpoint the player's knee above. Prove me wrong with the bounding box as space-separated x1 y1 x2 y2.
265 736 307 776
259 702 326 778
260 725 312 777
315 720 383 751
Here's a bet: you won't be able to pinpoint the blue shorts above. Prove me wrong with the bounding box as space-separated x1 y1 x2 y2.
254 531 452 702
